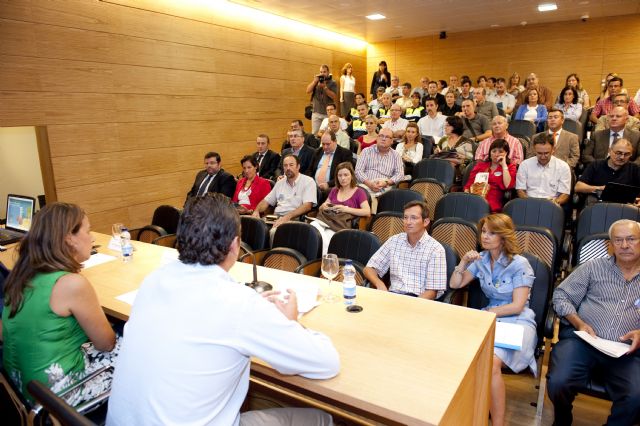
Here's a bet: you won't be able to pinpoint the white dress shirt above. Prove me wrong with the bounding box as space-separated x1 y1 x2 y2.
515 155 571 199
417 113 446 140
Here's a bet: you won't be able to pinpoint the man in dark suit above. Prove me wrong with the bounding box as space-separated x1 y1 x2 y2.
186 151 236 202
281 119 318 152
582 107 640 166
308 131 354 195
277 129 314 177
253 134 280 180
531 108 580 168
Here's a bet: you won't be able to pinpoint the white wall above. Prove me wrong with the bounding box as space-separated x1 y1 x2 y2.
0 127 44 219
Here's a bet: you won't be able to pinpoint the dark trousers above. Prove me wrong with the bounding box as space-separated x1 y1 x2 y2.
547 325 640 426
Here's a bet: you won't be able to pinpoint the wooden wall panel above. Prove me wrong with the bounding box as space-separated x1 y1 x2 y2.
368 14 640 102
0 0 365 232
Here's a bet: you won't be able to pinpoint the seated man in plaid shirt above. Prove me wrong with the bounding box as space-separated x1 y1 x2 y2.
363 200 447 299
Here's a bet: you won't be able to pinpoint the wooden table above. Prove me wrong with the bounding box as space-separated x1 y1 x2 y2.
1 233 495 425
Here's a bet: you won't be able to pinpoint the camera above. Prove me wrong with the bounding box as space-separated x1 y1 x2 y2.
317 74 332 83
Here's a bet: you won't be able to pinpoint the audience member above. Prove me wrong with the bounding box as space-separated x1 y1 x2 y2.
340 62 356 117
450 213 537 426
254 154 317 228
474 88 499 121
309 131 353 196
554 86 583 122
514 88 548 132
531 109 580 168
575 138 640 206
186 151 236 201
507 72 525 97
368 87 386 115
548 219 640 426
411 76 430 100
318 104 348 137
253 134 280 180
582 107 640 167
278 129 315 177
444 74 460 96
395 82 413 111
460 99 492 145
364 201 446 299
516 133 571 205
485 77 497 97
370 60 391 99
515 73 554 110
396 122 424 176
562 73 590 108
375 92 394 123
355 128 405 203
465 139 517 213
347 103 370 139
488 78 516 117
311 162 370 255
437 79 448 94
232 155 272 215
3 203 117 403
108 194 338 425
475 115 524 165
436 115 475 174
357 115 379 153
282 120 318 151
382 104 409 140
417 98 446 142
386 75 402 102
590 76 640 124
348 92 370 121
456 77 474 106
403 92 426 122
306 64 338 134
327 114 351 150
423 80 446 110
595 93 640 132
441 90 462 116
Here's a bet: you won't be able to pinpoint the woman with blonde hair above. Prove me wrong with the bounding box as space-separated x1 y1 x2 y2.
357 114 379 153
507 72 525 97
450 213 536 426
340 63 356 118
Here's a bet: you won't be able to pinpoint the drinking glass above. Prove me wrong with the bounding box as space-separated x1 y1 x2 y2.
321 253 339 303
112 223 124 242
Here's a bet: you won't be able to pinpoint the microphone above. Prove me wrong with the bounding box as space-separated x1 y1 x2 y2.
243 248 273 293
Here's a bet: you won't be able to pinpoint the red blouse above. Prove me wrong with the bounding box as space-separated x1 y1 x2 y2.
464 161 517 213
232 176 271 211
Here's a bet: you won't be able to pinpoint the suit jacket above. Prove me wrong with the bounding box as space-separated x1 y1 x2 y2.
280 132 319 152
307 145 354 187
530 130 580 168
581 128 640 166
278 145 315 176
253 149 280 180
186 169 236 201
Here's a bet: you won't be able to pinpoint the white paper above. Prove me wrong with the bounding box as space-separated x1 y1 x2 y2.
474 172 489 184
107 236 122 252
81 253 117 269
495 322 524 351
574 331 631 358
116 290 138 306
275 280 320 314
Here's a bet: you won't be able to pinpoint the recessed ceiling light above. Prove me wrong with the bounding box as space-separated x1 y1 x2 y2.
366 13 386 20
538 3 558 12
490 24 500 28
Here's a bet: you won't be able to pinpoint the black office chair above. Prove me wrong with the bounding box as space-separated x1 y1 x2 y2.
327 229 381 266
508 119 536 142
295 258 368 286
431 217 478 260
151 205 181 234
129 225 167 243
376 189 424 214
514 225 557 276
575 232 610 265
152 234 177 248
412 158 456 189
433 192 490 223
368 212 404 244
240 216 269 250
421 136 435 158
272 222 322 261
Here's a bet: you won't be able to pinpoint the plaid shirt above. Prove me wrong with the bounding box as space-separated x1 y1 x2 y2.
355 145 405 185
367 231 447 295
593 96 640 118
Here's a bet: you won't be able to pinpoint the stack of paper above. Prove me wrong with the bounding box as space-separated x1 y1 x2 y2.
574 331 631 358
495 322 524 351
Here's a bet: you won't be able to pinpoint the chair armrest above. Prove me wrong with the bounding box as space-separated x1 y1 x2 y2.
544 308 556 339
295 259 322 276
239 249 268 265
437 288 466 305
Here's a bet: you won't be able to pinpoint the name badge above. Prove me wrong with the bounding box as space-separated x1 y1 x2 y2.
494 171 502 177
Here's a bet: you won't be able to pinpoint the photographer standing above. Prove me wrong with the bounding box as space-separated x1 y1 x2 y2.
306 64 338 134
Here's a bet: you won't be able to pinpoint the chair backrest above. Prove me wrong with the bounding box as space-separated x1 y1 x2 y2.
27 380 96 426
152 234 177 248
409 179 446 221
272 222 322 261
295 258 368 286
369 212 404 244
561 121 581 139
461 160 477 188
262 247 307 272
434 192 490 223
421 136 434 158
576 233 611 265
503 198 564 246
576 203 640 246
240 216 269 250
412 159 456 190
130 225 167 243
508 119 536 140
327 229 381 266
151 205 181 234
514 225 556 273
431 217 478 259
376 189 424 214
440 242 459 286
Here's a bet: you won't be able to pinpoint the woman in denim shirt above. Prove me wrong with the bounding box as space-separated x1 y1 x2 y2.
450 213 536 426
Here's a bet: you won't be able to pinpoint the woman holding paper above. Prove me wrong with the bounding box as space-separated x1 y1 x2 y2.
449 213 536 426
2 202 119 404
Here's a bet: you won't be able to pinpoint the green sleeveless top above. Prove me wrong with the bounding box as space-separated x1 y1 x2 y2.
2 271 88 401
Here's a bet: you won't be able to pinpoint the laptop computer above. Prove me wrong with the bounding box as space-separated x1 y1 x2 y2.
600 182 640 204
0 194 36 245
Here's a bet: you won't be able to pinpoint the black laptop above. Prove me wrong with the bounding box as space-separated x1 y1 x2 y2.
600 182 640 204
0 194 36 245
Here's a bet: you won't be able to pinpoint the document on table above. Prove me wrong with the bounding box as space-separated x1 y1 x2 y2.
116 290 138 306
494 322 524 351
82 253 117 269
574 331 631 358
275 280 319 314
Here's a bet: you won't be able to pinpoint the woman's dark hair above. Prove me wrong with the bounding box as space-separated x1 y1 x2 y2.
3 202 85 317
177 194 240 266
378 60 387 70
561 86 579 105
240 155 258 167
439 80 448 89
334 162 357 188
446 115 464 136
486 138 511 163
525 89 540 105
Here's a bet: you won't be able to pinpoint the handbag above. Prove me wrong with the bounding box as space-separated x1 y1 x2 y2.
304 104 313 120
315 206 354 232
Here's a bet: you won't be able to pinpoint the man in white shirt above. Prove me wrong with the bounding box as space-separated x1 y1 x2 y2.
107 194 339 426
487 78 516 117
395 82 413 111
382 104 409 139
317 103 347 137
516 133 571 206
326 114 351 150
417 98 446 141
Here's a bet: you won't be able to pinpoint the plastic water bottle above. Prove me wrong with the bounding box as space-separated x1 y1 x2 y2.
342 260 357 306
120 228 133 263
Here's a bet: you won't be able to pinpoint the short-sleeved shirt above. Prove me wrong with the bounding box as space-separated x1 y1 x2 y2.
366 231 446 296
382 118 409 134
355 145 405 185
578 159 640 187
327 186 367 209
263 173 317 216
312 79 339 114
462 114 491 139
488 92 516 113
592 96 640 118
516 155 571 198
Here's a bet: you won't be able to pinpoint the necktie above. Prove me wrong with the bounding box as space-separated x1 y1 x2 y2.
612 132 619 146
552 131 558 144
316 153 331 185
257 153 264 166
197 174 212 197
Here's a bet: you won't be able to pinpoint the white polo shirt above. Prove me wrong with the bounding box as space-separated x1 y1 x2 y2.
515 155 571 199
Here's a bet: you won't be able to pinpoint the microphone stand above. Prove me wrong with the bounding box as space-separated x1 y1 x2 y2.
244 248 273 293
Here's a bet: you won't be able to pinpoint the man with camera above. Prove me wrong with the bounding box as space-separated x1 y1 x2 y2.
306 65 338 135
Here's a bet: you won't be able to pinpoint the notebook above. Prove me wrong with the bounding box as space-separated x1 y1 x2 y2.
0 194 36 245
600 182 640 204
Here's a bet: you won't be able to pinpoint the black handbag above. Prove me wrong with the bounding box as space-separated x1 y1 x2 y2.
304 104 313 120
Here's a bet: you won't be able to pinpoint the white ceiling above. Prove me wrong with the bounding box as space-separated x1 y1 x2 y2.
230 0 640 42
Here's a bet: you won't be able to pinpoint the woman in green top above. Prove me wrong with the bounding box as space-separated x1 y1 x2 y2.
2 202 116 403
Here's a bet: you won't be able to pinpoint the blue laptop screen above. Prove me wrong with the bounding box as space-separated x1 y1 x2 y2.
6 195 35 232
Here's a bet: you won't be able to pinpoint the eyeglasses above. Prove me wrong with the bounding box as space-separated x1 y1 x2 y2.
378 135 393 140
612 151 632 158
612 237 639 246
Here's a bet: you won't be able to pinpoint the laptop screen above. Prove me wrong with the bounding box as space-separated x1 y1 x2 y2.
6 195 35 232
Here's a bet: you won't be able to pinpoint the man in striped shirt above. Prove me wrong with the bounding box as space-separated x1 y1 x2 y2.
364 201 446 299
355 128 405 196
548 219 640 426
